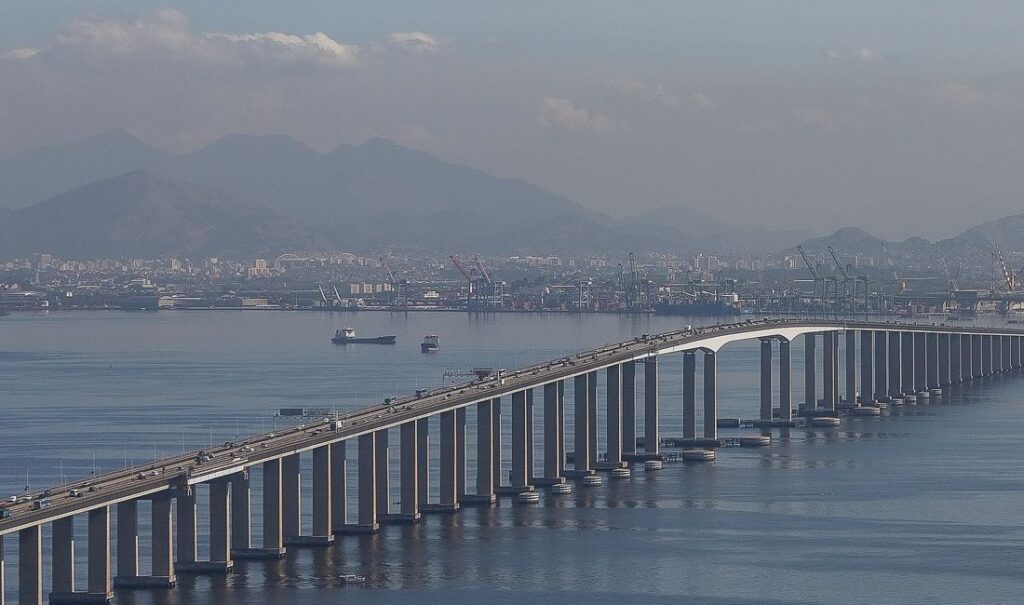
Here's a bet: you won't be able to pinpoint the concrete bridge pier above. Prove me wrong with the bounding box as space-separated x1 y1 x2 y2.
375 431 391 519
417 419 429 510
309 445 335 539
351 432 380 532
536 382 565 485
114 502 138 587
526 390 535 483
926 333 940 390
948 334 961 384
506 390 533 492
257 459 289 549
491 398 502 492
938 334 951 387
19 526 41 605
281 454 302 542
587 371 599 467
151 495 175 582
115 495 176 587
958 333 969 382
845 330 857 405
228 473 251 557
600 364 624 469
557 381 566 476
456 407 467 499
804 333 816 410
682 352 697 436
859 330 872 403
913 332 928 397
1001 335 1011 373
566 374 593 477
51 509 113 603
622 363 636 458
887 330 902 399
901 332 915 397
983 335 993 376
462 400 497 504
643 358 660 459
873 331 888 402
759 339 773 423
703 351 718 440
387 421 421 522
176 485 232 573
973 334 984 377
822 331 837 410
780 339 792 421
330 441 347 532
51 517 75 597
426 409 460 511
1011 336 1020 370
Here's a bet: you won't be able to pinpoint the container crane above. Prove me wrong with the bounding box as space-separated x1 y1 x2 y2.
992 245 1017 293
379 257 407 309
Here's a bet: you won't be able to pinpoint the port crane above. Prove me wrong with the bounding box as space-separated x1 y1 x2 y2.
379 257 408 309
991 245 1018 293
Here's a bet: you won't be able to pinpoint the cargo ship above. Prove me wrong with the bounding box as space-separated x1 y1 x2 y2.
654 301 740 317
421 334 439 353
332 328 397 345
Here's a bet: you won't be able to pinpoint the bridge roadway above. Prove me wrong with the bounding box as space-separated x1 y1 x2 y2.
3 318 1024 604
3 317 1024 537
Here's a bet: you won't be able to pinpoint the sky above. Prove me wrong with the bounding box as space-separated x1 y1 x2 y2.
3 1 1024 240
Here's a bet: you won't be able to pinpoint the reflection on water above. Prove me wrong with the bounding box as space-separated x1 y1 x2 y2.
1 311 1024 603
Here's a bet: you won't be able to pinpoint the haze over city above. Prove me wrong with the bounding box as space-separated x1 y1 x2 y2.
4 1 1024 240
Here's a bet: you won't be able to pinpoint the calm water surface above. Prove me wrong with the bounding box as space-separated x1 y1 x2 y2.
1 311 1023 604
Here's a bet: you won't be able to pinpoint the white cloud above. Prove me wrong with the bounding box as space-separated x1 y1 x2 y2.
539 97 627 134
38 8 360 69
386 31 447 55
856 47 880 61
825 46 881 62
689 92 715 111
610 78 714 111
1 48 40 61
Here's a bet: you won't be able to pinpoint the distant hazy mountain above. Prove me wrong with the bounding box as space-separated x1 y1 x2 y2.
0 171 332 258
0 129 172 208
789 226 932 258
939 213 1024 253
619 203 814 254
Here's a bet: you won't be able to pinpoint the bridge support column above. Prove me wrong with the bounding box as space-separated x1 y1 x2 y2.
950 334 961 384
51 517 75 596
780 339 792 421
432 410 460 511
587 371 599 466
464 400 496 504
845 330 857 405
603 364 623 468
492 398 502 491
151 494 175 583
417 418 430 508
114 501 138 583
888 331 902 398
509 391 532 490
456 407 467 499
87 507 113 601
281 454 301 542
901 332 914 397
19 526 41 605
859 331 872 404
822 332 836 410
643 358 660 458
261 459 290 548
703 351 718 440
538 383 564 485
209 480 232 567
983 335 993 376
804 333 816 410
394 421 421 522
567 374 592 477
873 331 887 402
622 364 636 457
939 334 951 386
331 441 347 532
683 352 697 436
760 339 773 423
914 332 927 395
175 489 197 570
1011 336 1019 369
229 473 251 555
375 430 391 518
526 390 535 482
973 334 984 377
309 445 334 540
1002 335 1011 372
957 333 968 382
353 433 380 531
925 333 939 389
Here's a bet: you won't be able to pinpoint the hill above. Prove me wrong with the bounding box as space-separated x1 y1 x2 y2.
0 171 332 258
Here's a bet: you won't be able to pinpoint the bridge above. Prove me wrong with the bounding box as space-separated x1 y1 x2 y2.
2 319 1023 604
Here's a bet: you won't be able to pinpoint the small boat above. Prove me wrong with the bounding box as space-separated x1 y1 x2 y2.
421 334 439 353
332 328 396 345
